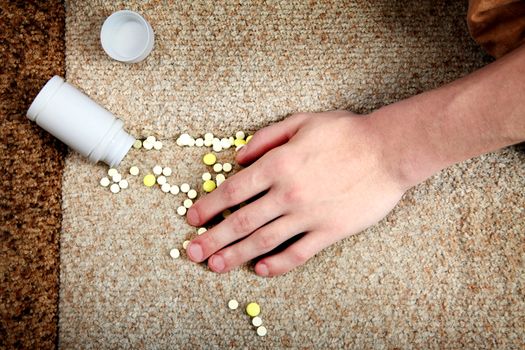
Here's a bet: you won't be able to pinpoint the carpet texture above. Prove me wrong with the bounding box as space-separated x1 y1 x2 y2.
0 1 66 349
61 1 524 348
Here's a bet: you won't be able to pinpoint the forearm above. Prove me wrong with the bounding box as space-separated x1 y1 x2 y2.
370 44 525 187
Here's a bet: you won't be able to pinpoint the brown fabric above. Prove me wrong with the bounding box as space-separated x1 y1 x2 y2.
468 0 525 57
0 1 66 349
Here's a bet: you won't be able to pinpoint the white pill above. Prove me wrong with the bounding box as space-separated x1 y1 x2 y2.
112 173 122 183
153 140 163 150
183 199 193 208
146 136 156 143
143 141 154 150
153 165 163 175
256 326 267 337
220 138 231 149
108 168 118 177
170 185 180 195
180 183 190 193
118 179 129 189
161 183 171 193
216 174 226 187
162 167 172 176
202 172 212 181
197 227 207 235
212 137 220 145
179 133 192 145
157 175 167 185
132 139 142 149
110 183 120 194
187 138 195 147
187 189 197 199
177 206 187 216
235 144 245 152
176 138 184 146
213 163 223 173
228 299 239 310
222 163 232 172
195 138 204 147
100 177 110 187
213 143 222 152
229 136 235 144
235 131 245 140
204 133 214 141
182 240 190 249
204 139 213 147
169 248 180 259
252 317 263 327
129 166 140 176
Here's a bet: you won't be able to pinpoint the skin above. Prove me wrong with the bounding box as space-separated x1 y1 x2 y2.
186 44 525 277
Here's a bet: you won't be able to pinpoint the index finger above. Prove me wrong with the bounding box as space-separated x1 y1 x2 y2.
186 158 273 226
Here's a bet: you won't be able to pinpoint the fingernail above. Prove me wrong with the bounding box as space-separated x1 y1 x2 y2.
237 144 247 155
257 263 269 277
210 255 225 272
187 208 199 226
187 243 203 261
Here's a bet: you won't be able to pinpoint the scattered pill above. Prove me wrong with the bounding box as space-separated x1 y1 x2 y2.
169 248 180 259
176 138 184 147
177 206 187 216
213 163 223 173
195 138 204 147
256 326 267 337
133 139 143 149
203 180 216 192
203 153 217 166
153 165 163 175
180 183 190 193
129 166 140 176
246 302 261 317
228 299 239 310
108 168 118 177
183 240 190 249
197 227 207 235
252 316 263 327
157 175 167 185
153 140 163 150
179 133 193 146
143 141 154 150
143 174 156 187
216 174 226 187
110 183 120 194
202 172 212 181
220 138 231 149
204 133 214 140
183 199 193 208
229 136 235 144
246 135 253 143
222 163 232 172
161 167 172 176
235 131 245 140
118 179 129 189
112 173 122 183
187 189 197 199
234 138 246 147
100 177 110 187
146 136 156 143
170 185 180 195
161 183 171 193
204 138 213 147
212 143 222 152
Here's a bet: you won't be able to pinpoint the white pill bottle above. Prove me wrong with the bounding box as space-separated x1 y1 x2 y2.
26 76 135 167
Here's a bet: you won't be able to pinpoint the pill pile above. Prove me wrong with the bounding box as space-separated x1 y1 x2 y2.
99 168 130 194
228 300 267 337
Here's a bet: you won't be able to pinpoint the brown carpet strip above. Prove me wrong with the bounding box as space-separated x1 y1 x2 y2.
0 1 66 349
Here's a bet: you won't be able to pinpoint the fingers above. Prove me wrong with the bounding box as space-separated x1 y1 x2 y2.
186 160 272 226
186 193 283 263
207 215 306 273
236 113 309 165
254 230 335 277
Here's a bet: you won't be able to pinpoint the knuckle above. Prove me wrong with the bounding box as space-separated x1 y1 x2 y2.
280 185 305 205
221 181 238 203
230 212 252 234
289 247 310 265
258 231 279 251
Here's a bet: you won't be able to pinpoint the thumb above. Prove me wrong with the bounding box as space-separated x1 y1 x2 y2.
236 113 309 165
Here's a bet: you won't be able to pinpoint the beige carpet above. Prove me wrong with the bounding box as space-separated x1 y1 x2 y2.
60 1 524 348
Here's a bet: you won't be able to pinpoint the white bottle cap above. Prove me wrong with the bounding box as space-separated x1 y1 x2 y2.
100 10 154 63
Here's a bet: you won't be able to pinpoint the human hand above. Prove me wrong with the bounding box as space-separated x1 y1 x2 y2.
186 110 411 277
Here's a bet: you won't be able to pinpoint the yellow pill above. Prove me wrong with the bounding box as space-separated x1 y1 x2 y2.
202 180 216 193
143 174 156 187
203 153 217 166
234 138 246 147
246 135 253 143
246 302 261 317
